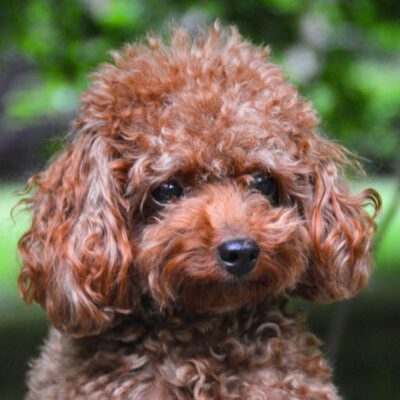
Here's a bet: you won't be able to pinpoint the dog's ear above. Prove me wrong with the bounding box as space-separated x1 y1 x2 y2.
18 131 134 337
294 149 381 302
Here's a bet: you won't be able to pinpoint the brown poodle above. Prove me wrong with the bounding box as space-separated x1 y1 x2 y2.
18 24 380 399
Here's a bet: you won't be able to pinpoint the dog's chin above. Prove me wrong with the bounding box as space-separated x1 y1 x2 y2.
178 279 282 314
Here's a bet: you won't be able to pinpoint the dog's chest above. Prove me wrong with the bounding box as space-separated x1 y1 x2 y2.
27 308 338 399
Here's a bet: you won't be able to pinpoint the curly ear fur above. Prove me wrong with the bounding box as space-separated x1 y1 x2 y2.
18 131 134 337
296 149 381 302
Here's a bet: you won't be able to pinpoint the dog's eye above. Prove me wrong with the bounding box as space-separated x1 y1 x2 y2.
251 174 280 206
152 181 184 205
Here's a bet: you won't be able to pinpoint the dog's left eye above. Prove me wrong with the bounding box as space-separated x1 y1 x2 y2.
251 174 280 206
152 181 184 205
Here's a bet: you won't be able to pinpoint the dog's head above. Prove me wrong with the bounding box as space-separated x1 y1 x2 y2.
18 25 380 336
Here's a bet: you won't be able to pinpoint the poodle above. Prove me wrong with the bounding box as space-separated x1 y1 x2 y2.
18 24 380 399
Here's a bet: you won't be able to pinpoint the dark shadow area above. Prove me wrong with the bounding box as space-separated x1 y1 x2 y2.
307 272 400 400
0 306 47 400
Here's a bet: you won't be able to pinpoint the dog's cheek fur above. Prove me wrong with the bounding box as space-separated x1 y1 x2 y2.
137 184 307 311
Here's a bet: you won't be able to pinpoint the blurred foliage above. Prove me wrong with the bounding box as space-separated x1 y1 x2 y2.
1 0 399 172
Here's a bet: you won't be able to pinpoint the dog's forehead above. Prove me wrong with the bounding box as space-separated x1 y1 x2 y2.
133 87 310 179
120 59 318 179
139 118 303 181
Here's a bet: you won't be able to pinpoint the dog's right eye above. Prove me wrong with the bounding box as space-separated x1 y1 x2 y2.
152 181 184 205
251 173 280 206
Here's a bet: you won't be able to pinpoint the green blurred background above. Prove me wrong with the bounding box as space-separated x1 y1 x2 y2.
0 1 399 399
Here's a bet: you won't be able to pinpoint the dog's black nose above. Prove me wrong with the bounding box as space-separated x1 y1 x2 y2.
217 239 260 277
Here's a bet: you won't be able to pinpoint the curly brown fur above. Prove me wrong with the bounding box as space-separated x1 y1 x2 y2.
18 24 380 399
27 300 337 400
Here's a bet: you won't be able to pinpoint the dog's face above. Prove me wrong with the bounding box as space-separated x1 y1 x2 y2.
18 26 380 336
138 157 305 314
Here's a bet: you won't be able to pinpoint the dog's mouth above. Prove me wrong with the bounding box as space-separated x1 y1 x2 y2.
177 275 278 314
146 241 300 313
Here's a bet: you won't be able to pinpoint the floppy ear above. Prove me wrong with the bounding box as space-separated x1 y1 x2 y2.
295 154 381 302
18 130 134 337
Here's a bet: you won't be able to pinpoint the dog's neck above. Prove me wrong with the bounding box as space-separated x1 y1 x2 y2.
93 296 299 347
